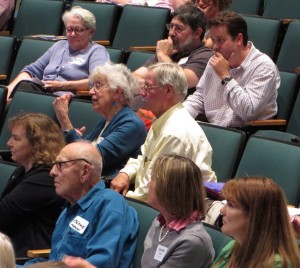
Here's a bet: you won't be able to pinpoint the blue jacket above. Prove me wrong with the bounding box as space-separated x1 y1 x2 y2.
65 106 147 178
22 180 139 268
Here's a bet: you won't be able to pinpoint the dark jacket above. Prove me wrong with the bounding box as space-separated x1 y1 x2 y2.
0 164 65 258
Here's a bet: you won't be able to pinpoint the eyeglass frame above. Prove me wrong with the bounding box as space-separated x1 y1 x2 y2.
166 23 186 33
65 26 88 35
140 84 162 94
89 81 110 92
52 158 91 171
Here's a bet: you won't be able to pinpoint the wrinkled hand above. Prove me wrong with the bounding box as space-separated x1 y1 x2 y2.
53 94 72 117
6 85 13 104
43 80 63 92
110 173 130 196
209 52 230 79
63 256 96 268
75 126 86 137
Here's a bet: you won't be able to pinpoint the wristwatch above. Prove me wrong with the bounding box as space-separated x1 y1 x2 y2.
221 76 233 85
63 129 73 135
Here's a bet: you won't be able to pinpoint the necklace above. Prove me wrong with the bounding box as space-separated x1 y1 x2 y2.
158 224 169 242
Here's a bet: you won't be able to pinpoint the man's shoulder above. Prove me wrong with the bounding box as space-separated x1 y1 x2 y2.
189 45 213 57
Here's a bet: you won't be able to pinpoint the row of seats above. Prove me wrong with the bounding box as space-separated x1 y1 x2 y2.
0 158 231 267
0 36 155 85
4 0 171 50
230 0 300 19
1 89 300 207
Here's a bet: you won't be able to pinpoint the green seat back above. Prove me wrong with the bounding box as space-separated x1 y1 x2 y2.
126 197 159 268
106 48 125 64
276 20 300 72
203 223 232 260
9 38 54 83
0 160 18 195
230 0 262 15
12 0 64 40
71 2 118 42
112 5 170 50
126 51 155 71
242 15 281 60
0 35 15 82
263 0 300 19
235 136 300 206
0 91 57 151
68 98 102 134
199 122 246 182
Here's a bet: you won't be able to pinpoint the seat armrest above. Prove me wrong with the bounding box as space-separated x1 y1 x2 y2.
246 119 286 126
27 249 51 258
0 31 10 36
128 46 156 52
0 75 7 80
94 40 110 46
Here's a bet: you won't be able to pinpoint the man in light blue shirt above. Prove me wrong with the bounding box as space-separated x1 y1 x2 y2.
20 141 139 268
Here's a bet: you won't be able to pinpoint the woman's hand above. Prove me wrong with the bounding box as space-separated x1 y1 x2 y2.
53 94 73 130
43 80 64 92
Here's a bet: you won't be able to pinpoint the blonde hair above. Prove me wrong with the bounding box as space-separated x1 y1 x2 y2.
217 177 300 268
151 154 206 219
0 232 15 268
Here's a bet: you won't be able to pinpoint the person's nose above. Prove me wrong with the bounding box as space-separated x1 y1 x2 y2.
50 165 57 178
220 204 226 216
7 137 12 147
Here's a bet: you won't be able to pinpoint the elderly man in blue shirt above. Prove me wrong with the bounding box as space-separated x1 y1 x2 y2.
20 141 139 268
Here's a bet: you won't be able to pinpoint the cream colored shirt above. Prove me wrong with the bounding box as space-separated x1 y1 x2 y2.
122 103 217 201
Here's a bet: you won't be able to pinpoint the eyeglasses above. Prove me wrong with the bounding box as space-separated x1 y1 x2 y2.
89 82 109 92
66 27 87 35
166 23 185 33
52 158 91 171
140 84 161 94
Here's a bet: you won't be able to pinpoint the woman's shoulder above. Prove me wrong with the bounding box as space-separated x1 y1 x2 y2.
116 107 148 129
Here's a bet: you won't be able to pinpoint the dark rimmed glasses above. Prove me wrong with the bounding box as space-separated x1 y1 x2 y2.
52 158 91 171
65 27 87 35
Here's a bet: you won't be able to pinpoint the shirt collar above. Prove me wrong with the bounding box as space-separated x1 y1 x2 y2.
151 103 183 136
157 211 202 232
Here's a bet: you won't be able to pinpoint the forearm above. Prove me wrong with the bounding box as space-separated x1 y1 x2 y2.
59 79 89 91
7 72 32 95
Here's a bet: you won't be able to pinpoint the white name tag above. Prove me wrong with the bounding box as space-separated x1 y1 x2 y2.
69 216 89 234
178 56 188 65
154 244 168 262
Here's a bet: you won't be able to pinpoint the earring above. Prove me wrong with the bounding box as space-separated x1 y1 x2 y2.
112 101 117 107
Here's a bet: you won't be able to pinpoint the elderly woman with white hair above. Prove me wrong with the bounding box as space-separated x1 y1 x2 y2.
53 62 147 181
6 6 109 103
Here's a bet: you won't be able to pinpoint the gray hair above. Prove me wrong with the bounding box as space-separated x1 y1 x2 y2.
148 62 188 101
62 6 96 31
90 63 138 106
0 232 15 268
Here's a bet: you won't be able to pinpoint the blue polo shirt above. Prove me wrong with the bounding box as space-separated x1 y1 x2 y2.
21 180 139 268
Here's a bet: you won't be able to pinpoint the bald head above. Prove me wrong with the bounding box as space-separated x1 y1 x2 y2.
62 141 103 177
50 141 103 204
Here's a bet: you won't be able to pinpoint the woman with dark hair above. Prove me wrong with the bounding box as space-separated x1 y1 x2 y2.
0 113 66 258
212 177 300 268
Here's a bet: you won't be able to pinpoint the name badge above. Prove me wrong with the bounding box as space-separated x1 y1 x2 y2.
69 216 89 234
154 244 168 262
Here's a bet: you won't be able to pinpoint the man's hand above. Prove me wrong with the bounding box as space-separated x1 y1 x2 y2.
209 52 230 79
110 173 130 196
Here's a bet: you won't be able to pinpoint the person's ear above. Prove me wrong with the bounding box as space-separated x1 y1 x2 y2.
80 164 91 183
193 27 203 41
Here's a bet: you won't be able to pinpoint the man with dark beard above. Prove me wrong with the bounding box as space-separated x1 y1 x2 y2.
134 4 212 94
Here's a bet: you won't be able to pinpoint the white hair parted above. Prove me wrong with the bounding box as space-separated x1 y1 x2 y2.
0 232 15 268
90 63 138 106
